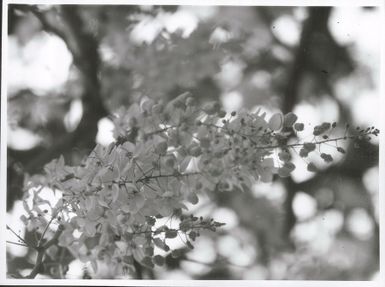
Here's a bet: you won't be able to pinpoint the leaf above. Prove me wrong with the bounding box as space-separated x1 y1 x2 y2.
151 103 164 114
132 244 145 263
283 112 298 127
154 141 168 155
84 222 97 237
189 146 202 157
99 230 110 247
156 202 174 217
58 230 74 247
299 148 309 158
84 236 100 249
294 122 304 131
92 144 107 161
313 122 331 136
186 240 194 249
189 231 197 241
260 169 273 183
99 167 120 183
278 166 292 177
277 167 290 178
165 229 178 238
164 156 176 168
202 101 220 115
20 215 28 225
268 113 284 131
86 206 104 221
44 155 67 179
303 142 316 152
153 238 170 251
123 255 134 265
284 162 295 171
145 246 154 256
187 192 199 205
321 122 331 130
134 235 147 246
179 156 192 172
122 141 136 152
337 147 346 154
278 151 291 162
97 197 110 208
162 191 174 198
218 110 226 118
146 216 156 226
140 98 155 112
154 225 168 235
153 255 165 266
132 193 145 210
141 256 155 268
112 184 120 202
261 158 274 168
76 217 86 227
115 241 128 253
46 245 58 260
307 162 318 172
170 249 182 258
105 210 118 227
320 153 333 163
142 185 158 199
121 204 131 213
199 137 211 149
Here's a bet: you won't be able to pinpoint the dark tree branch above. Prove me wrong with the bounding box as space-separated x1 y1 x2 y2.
282 7 332 113
25 224 64 279
133 259 143 279
8 5 108 180
280 7 333 242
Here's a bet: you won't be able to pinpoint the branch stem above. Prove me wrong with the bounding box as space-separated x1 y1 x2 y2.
38 216 55 247
25 225 64 279
6 225 29 246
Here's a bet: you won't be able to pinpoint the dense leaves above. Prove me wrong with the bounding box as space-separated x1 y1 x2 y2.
20 93 378 276
5 4 380 280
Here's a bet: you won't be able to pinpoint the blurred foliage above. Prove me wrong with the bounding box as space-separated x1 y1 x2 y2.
6 4 379 280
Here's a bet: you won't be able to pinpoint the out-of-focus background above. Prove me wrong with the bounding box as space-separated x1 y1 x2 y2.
6 5 379 280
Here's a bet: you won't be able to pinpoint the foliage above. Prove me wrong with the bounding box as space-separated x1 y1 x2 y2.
6 5 380 280
16 93 378 278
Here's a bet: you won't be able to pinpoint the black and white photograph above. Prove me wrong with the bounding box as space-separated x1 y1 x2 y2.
1 0 383 284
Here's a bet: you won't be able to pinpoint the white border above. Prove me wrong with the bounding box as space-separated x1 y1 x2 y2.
2 0 385 6
0 280 382 286
379 2 385 287
1 0 384 286
1 0 9 284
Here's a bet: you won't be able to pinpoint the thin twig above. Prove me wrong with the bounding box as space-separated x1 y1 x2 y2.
37 216 55 247
201 121 376 150
108 171 201 186
6 225 29 246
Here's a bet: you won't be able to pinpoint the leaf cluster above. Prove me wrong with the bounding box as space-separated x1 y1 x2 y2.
20 94 378 275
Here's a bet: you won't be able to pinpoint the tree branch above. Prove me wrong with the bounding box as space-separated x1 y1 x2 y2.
6 225 29 246
8 5 109 180
280 7 333 242
25 224 64 279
